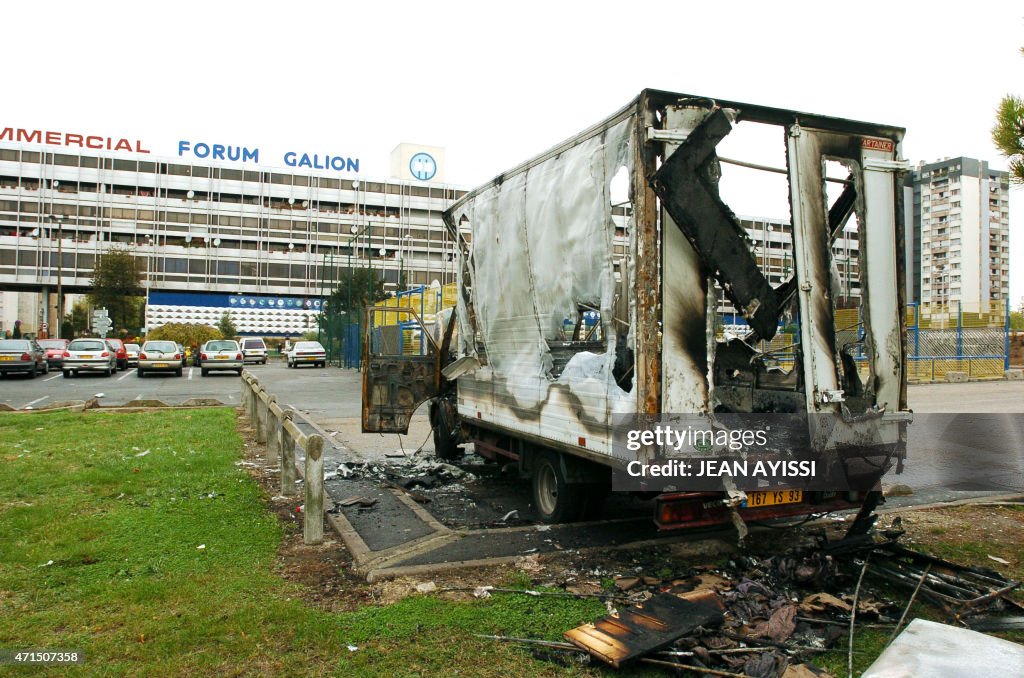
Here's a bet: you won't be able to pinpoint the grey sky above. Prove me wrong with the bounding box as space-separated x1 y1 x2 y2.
7 0 1023 303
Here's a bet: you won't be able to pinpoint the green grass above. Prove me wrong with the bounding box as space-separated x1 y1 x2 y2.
0 409 606 677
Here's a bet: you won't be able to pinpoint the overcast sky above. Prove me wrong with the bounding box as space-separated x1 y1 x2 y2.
7 1 1024 303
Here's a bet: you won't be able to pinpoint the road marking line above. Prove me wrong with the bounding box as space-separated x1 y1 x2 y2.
44 373 62 381
24 395 49 409
188 368 193 380
117 368 136 381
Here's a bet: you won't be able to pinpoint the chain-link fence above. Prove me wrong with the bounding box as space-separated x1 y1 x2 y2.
720 300 1010 382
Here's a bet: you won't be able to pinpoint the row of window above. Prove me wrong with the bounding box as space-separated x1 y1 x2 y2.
0 148 463 198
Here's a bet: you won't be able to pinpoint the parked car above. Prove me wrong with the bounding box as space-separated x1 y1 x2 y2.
286 341 327 368
137 341 183 377
125 343 141 367
105 338 128 370
37 338 69 369
240 337 268 364
0 338 47 378
62 338 116 377
193 342 208 368
200 340 243 376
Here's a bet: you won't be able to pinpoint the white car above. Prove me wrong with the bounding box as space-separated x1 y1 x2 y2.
200 340 244 376
240 337 268 365
286 341 327 368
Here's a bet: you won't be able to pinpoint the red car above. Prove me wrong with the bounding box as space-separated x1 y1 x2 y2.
37 338 70 369
104 338 128 370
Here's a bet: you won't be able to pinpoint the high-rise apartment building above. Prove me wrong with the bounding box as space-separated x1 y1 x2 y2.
903 157 1010 308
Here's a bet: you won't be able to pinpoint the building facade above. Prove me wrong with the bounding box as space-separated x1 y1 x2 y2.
0 142 464 335
903 157 1011 308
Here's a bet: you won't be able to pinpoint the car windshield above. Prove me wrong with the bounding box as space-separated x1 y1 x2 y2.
207 341 238 351
295 342 324 351
69 340 105 351
143 342 177 353
38 340 66 349
0 340 30 350
242 340 264 348
125 344 140 352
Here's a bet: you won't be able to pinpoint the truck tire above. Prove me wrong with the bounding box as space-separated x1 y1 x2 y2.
431 401 462 461
532 451 585 523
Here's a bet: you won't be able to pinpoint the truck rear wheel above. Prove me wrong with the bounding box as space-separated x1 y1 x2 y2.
533 452 585 523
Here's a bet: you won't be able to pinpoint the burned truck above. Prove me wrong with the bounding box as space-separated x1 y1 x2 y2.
362 89 910 530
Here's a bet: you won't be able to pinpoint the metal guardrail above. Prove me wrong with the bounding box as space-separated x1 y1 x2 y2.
239 370 325 545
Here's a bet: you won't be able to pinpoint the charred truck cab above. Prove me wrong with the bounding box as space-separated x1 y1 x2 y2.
363 90 911 532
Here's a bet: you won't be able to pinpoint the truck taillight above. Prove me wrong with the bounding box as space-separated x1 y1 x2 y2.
655 497 704 528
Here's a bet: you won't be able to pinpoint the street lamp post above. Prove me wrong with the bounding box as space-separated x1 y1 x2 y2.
48 213 65 336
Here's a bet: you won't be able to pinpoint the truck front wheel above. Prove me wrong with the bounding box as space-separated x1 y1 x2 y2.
533 452 585 523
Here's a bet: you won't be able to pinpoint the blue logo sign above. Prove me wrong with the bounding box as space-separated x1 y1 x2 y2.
409 152 437 181
229 297 238 306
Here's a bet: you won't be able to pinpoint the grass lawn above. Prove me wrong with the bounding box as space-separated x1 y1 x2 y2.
0 409 606 677
3 409 1020 677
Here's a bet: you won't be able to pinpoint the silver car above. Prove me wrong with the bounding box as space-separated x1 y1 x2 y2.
200 339 243 376
138 341 183 377
125 343 141 367
63 338 116 377
0 338 47 378
286 341 327 368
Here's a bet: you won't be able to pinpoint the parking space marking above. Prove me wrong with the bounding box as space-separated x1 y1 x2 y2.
117 369 136 381
43 373 62 382
23 395 49 410
188 368 193 380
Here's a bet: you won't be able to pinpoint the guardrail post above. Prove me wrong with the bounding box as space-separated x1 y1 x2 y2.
265 398 280 464
248 379 260 424
303 434 325 545
240 374 249 413
280 409 297 496
262 394 277 459
255 388 268 444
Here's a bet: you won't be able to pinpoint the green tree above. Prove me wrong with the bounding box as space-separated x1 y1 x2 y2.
317 268 388 358
147 323 222 348
61 301 91 339
992 48 1024 184
324 267 389 318
88 248 145 333
217 311 237 339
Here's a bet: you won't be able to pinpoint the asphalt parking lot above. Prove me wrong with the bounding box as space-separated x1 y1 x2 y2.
0 359 344 412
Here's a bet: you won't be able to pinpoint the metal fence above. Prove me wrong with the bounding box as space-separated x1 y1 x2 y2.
723 300 1010 382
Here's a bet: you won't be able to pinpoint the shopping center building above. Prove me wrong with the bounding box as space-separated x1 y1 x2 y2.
0 130 463 335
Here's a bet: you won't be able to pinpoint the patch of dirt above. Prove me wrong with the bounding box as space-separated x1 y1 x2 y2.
237 406 1024 618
